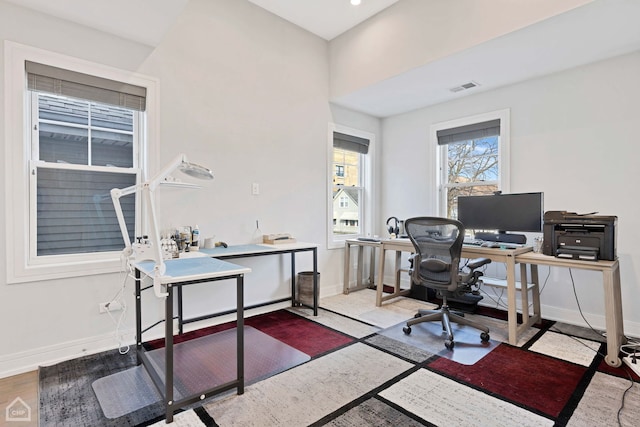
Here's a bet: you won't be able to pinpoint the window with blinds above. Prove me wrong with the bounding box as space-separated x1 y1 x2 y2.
27 62 144 257
436 118 502 220
331 131 369 239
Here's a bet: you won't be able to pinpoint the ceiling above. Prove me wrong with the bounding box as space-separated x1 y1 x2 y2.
6 0 640 117
247 0 400 40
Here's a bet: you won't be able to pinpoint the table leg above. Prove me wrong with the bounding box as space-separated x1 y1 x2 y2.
376 247 386 307
237 275 245 393
135 269 142 365
343 242 351 294
530 264 541 322
312 248 318 316
505 256 518 345
290 252 296 306
603 262 625 367
368 245 376 287
165 285 174 423
519 263 530 320
394 250 401 293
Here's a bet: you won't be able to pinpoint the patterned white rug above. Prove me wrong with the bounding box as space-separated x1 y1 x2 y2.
380 369 554 427
148 409 205 426
203 343 412 426
319 288 438 328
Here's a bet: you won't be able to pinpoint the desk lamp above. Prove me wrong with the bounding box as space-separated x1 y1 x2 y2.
111 153 214 297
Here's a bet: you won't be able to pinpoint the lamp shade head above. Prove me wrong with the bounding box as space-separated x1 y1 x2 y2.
179 162 214 180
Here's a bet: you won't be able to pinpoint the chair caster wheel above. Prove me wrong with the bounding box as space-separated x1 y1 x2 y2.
445 340 454 350
403 326 412 335
480 332 490 342
414 313 422 319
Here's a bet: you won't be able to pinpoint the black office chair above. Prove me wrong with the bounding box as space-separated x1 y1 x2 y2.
402 217 491 349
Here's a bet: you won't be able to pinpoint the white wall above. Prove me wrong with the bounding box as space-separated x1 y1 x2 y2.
0 0 367 377
381 51 640 335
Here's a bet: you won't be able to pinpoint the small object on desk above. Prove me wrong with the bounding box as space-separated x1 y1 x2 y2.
357 237 380 242
480 242 500 248
263 233 296 244
215 241 228 248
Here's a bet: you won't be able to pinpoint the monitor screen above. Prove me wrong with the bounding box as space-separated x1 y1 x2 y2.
457 192 543 233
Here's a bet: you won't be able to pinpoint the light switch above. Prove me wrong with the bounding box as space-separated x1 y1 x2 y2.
252 182 260 195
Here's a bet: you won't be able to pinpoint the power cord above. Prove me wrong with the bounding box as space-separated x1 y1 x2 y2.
557 267 639 427
104 265 132 354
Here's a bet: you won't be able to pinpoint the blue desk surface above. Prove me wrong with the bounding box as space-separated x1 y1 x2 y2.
134 257 250 284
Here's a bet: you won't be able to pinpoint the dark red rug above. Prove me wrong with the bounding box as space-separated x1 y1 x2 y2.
427 344 587 418
144 310 355 357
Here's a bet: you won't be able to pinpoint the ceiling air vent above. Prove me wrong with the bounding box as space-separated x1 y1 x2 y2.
449 81 480 93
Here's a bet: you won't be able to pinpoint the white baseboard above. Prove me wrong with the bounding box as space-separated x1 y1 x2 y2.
0 331 132 379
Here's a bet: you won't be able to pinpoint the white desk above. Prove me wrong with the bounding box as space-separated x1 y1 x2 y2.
134 257 250 424
199 242 319 317
345 238 624 367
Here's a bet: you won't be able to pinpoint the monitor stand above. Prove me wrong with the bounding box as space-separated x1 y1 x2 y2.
474 232 527 245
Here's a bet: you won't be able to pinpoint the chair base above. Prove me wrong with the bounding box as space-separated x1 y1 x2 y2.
403 303 490 350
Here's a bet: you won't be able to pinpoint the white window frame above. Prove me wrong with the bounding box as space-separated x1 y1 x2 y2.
430 109 511 217
327 123 375 250
4 41 159 283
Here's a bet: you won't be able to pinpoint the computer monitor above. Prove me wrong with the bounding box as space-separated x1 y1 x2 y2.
457 192 543 242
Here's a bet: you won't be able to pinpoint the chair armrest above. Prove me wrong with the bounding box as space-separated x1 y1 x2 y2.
467 257 491 270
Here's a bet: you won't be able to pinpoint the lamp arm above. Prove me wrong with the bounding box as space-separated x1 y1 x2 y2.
110 186 136 257
147 153 188 192
143 184 168 298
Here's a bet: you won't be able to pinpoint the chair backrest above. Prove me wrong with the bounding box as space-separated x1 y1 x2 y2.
405 217 465 292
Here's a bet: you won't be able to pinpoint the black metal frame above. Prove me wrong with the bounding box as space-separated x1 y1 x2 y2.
134 269 245 424
176 246 318 334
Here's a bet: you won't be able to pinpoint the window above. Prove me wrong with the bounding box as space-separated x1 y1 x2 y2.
4 42 158 283
328 125 374 248
30 93 139 256
431 110 510 219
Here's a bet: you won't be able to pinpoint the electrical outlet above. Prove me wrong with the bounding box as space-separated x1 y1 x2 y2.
99 301 123 314
622 355 640 377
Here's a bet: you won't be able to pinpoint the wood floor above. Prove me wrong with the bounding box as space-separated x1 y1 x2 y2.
0 370 38 427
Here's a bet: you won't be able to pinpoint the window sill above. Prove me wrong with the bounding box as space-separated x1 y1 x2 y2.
7 256 124 284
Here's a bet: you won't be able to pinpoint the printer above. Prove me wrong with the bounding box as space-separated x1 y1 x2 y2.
542 211 617 261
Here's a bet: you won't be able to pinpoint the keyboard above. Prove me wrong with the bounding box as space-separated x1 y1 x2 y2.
463 238 484 246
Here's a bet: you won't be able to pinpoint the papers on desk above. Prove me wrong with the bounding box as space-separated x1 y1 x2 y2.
263 233 296 244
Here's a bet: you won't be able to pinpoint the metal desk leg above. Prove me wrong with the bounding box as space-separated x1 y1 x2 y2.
177 286 184 335
237 274 245 393
290 252 296 306
165 285 175 424
135 269 142 365
313 248 319 316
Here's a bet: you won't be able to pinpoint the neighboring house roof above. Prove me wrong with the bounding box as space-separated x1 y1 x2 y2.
333 187 359 205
